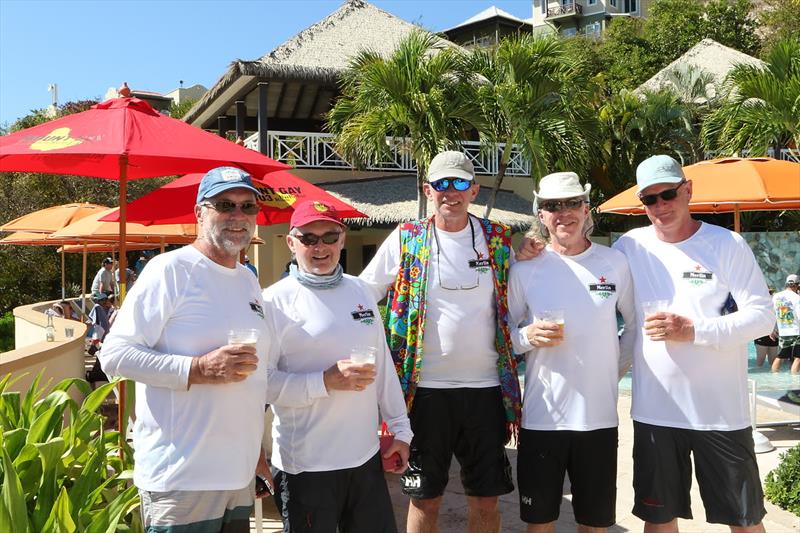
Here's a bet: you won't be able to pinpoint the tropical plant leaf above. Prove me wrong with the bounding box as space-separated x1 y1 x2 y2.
84 484 138 533
1 445 30 533
31 438 67 532
40 486 76 533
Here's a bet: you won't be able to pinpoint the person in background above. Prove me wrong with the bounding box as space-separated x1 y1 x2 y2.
134 253 149 275
772 274 800 373
613 155 774 533
244 255 258 278
509 172 636 533
754 289 779 368
263 200 411 532
99 167 269 533
91 257 116 296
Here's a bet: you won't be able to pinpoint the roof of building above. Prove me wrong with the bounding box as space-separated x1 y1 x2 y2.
636 38 764 99
184 0 449 125
444 5 530 32
321 175 533 231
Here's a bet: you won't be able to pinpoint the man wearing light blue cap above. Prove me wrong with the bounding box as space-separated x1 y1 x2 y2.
613 155 774 533
100 166 273 532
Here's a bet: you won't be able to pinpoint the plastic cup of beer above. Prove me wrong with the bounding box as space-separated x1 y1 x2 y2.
227 328 260 348
540 309 565 338
642 300 670 320
350 346 377 365
64 327 75 338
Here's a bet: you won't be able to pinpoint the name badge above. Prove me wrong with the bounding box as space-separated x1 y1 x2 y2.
683 271 713 280
351 310 375 320
589 283 616 292
469 258 490 269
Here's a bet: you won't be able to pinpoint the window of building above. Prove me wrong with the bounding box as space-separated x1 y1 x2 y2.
610 0 617 7
588 0 597 5
584 21 601 36
629 0 638 13
541 0 546 15
561 27 578 37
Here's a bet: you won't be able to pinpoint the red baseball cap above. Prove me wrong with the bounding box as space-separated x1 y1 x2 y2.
290 201 346 229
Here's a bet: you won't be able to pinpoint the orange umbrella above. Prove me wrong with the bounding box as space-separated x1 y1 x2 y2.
49 208 199 244
598 157 800 231
0 202 108 233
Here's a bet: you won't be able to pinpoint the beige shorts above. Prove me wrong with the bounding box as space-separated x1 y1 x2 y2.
139 482 255 532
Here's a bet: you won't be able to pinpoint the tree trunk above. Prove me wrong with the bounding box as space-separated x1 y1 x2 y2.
484 142 514 219
416 167 426 219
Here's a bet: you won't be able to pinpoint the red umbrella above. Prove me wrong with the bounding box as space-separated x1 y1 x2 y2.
99 171 367 225
0 95 288 441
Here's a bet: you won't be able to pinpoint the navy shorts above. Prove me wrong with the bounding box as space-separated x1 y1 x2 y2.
517 427 617 527
273 453 397 533
632 421 766 527
400 386 514 499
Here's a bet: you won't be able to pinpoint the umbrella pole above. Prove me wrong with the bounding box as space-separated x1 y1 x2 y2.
61 248 65 300
118 157 128 460
82 244 87 316
734 204 741 233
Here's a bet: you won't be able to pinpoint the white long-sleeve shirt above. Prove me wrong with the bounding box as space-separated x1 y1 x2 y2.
99 245 270 491
614 222 774 430
262 274 412 475
508 243 636 431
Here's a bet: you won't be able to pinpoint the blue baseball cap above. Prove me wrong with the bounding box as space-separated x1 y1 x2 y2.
636 155 686 193
196 167 259 203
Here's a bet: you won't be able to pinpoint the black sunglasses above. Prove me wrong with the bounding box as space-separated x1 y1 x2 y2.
201 200 260 215
429 177 472 192
291 231 342 246
539 198 585 212
639 181 686 206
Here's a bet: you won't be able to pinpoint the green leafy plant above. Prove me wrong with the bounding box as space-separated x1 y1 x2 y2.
765 443 800 516
0 312 13 352
0 372 140 532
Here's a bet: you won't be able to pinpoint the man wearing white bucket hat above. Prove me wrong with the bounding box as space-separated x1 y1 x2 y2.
613 155 774 532
509 172 636 532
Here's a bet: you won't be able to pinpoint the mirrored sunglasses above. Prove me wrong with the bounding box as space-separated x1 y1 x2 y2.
639 180 686 206
429 177 472 192
539 198 585 212
291 231 342 246
201 200 260 215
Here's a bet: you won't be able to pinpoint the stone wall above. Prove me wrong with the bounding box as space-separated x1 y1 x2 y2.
743 231 800 291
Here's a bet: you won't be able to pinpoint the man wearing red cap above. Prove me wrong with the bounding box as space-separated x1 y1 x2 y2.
101 167 269 532
262 200 411 533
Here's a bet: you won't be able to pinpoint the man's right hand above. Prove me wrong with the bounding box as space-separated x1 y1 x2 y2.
188 344 258 386
525 321 564 347
516 235 545 261
323 360 376 392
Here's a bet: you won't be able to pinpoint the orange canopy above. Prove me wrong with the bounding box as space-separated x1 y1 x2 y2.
0 203 108 233
598 158 800 231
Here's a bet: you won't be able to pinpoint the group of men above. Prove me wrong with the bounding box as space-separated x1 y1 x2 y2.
101 151 776 533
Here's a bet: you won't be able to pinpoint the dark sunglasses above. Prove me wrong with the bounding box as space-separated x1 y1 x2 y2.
429 177 472 192
291 231 342 246
639 180 686 206
201 200 260 215
539 198 585 212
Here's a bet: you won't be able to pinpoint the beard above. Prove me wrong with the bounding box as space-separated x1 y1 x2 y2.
201 217 256 256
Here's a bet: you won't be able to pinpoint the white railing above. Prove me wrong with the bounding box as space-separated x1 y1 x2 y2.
704 148 800 162
243 131 531 176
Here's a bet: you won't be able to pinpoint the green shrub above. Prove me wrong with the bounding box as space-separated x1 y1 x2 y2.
0 372 140 532
765 443 800 516
0 312 13 352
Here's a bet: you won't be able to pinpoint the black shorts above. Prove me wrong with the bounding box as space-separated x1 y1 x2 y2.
517 427 617 527
273 453 397 533
777 341 800 360
632 421 766 527
753 335 778 347
400 386 514 499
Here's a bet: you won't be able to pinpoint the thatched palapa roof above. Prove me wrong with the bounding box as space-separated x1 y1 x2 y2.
321 176 534 231
636 39 764 100
184 0 441 125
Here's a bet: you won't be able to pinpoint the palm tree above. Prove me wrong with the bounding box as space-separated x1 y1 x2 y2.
327 30 474 218
457 35 598 218
701 38 800 156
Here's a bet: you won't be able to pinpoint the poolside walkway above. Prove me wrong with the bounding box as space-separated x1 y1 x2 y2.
252 392 800 532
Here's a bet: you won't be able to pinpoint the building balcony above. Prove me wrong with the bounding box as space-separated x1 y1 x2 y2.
243 130 531 177
546 2 584 20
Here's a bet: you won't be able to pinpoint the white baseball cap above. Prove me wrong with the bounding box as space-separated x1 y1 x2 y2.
428 151 475 182
534 172 591 200
636 155 686 193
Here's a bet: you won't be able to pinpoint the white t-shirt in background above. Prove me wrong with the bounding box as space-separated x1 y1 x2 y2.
773 289 800 337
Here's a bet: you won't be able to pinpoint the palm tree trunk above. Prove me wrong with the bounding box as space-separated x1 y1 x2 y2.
484 142 513 219
416 167 426 219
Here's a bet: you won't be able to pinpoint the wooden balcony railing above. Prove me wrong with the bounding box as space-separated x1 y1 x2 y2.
546 2 583 18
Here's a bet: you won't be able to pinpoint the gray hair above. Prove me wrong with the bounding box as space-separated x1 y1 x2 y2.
528 193 594 242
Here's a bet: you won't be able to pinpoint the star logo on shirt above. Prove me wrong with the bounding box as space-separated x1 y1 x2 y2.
357 304 365 311
695 264 703 271
599 276 607 283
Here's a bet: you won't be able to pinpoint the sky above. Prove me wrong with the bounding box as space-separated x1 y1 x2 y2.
0 0 536 127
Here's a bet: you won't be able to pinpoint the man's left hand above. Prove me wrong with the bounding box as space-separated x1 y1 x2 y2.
516 235 545 261
384 439 411 474
644 312 695 342
255 450 274 499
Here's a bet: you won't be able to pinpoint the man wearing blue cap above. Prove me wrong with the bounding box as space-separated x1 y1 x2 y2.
613 155 774 533
100 166 271 532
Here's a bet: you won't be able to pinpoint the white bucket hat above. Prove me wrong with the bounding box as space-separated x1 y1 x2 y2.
534 172 591 200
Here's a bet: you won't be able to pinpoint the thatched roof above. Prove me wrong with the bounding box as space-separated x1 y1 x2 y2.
636 39 764 99
321 175 534 231
184 0 440 125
